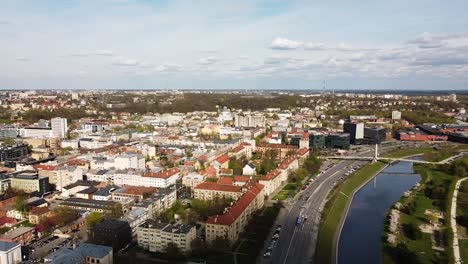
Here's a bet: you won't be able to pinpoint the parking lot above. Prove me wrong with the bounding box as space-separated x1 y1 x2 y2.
30 235 72 259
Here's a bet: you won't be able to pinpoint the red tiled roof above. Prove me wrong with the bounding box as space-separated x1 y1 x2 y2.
194 182 242 193
143 168 180 179
260 169 281 181
121 186 157 196
230 145 244 153
217 177 233 185
279 156 298 169
214 154 230 164
297 148 309 156
257 143 298 149
234 176 250 182
33 164 57 171
29 206 50 216
0 217 17 227
219 168 233 175
203 166 218 177
206 183 264 226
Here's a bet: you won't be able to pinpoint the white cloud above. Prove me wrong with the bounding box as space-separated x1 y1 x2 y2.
198 56 219 65
15 56 29 61
270 37 303 50
112 56 140 66
95 50 114 56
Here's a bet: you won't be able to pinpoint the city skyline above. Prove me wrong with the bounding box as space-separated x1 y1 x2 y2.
1 0 468 90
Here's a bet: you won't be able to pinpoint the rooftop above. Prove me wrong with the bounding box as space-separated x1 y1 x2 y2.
0 241 20 252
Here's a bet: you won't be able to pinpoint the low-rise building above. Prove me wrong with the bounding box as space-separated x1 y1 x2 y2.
137 220 196 254
44 242 113 264
60 198 118 214
0 241 22 264
0 226 35 245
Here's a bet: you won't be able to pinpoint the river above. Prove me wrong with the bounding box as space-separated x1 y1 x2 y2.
337 160 421 264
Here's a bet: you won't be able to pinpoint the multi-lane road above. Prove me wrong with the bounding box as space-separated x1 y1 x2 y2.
260 159 367 264
261 143 416 264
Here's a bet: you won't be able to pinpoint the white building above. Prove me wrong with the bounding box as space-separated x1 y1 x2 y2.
55 166 84 192
79 138 113 149
0 241 21 264
234 113 265 127
87 169 180 189
137 220 196 254
90 154 145 170
19 127 52 138
61 140 79 149
242 163 256 176
392 111 402 120
51 117 68 139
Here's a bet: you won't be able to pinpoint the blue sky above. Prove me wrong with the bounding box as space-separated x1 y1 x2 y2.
1 0 468 90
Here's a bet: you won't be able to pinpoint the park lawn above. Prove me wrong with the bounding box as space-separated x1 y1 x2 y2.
315 161 386 264
383 165 457 264
459 239 468 264
382 147 433 159
272 183 298 201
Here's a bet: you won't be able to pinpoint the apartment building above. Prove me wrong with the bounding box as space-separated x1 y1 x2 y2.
137 220 196 254
0 241 21 264
87 169 180 188
193 181 243 200
205 182 264 245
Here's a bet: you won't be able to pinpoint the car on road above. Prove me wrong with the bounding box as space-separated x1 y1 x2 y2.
264 251 271 257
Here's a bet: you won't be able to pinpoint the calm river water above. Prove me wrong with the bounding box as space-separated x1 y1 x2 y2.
337 160 421 264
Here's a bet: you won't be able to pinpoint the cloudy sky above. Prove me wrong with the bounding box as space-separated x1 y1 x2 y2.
1 0 468 90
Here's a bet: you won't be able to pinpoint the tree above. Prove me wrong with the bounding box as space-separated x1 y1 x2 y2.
456 214 468 227
13 195 29 213
190 238 207 257
209 236 230 251
402 222 422 240
105 203 123 220
165 242 182 259
455 166 466 178
53 206 79 226
85 212 103 229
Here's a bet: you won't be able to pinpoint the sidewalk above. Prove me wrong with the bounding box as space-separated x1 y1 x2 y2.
451 177 468 264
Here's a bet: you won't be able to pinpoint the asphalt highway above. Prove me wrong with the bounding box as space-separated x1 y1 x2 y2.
263 159 368 264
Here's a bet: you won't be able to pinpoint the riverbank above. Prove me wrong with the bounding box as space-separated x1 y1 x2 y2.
315 146 465 264
381 162 460 263
315 161 387 264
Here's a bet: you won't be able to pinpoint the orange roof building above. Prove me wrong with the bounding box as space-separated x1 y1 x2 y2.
205 183 264 244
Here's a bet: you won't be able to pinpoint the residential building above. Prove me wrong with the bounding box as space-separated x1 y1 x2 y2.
205 182 264 245
193 181 242 200
51 117 68 139
55 166 83 192
392 111 401 120
0 241 21 264
182 172 205 189
0 226 35 245
242 163 256 176
137 220 196 254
